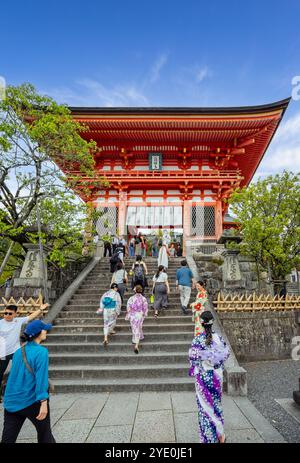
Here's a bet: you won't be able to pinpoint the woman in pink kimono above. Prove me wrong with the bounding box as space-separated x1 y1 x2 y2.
126 285 148 354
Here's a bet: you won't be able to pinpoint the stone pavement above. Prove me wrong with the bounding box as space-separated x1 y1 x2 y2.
0 392 285 443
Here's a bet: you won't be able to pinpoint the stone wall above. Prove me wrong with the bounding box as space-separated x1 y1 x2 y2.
218 311 300 362
193 253 271 298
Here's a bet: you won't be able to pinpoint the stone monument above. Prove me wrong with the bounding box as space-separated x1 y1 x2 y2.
13 244 52 298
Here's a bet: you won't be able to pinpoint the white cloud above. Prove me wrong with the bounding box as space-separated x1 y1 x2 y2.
149 54 168 84
254 110 300 181
43 53 170 107
195 66 210 83
44 79 150 107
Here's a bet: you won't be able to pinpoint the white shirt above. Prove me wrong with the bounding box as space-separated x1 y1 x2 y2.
0 317 29 356
153 272 168 283
113 269 128 284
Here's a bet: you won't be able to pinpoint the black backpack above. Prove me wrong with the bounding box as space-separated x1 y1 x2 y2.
133 263 144 283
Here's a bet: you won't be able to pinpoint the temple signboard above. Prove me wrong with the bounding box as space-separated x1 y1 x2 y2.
149 153 162 171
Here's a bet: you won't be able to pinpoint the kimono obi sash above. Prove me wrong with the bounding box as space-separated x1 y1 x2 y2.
102 296 117 309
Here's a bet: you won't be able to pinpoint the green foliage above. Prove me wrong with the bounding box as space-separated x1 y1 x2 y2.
101 234 112 243
0 83 108 271
228 171 300 280
0 238 24 285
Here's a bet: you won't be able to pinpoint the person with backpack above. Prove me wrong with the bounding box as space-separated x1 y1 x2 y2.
1 320 55 443
115 238 126 262
109 252 122 273
112 235 119 254
131 255 148 292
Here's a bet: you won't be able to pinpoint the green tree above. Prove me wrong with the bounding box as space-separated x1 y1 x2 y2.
228 171 300 292
0 83 108 275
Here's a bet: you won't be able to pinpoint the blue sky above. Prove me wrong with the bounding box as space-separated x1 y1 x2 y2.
1 0 300 179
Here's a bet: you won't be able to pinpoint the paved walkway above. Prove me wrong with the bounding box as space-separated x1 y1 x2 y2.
0 392 285 443
242 359 300 443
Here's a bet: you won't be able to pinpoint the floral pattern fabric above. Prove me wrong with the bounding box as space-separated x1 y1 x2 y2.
189 332 230 443
191 289 208 336
126 294 148 344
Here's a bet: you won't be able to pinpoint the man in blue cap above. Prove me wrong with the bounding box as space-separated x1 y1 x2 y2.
1 320 56 443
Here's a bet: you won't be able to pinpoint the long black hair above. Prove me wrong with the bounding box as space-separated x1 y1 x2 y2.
155 265 165 278
200 311 214 346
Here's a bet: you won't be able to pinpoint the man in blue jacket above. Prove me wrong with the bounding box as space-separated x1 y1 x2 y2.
1 320 55 443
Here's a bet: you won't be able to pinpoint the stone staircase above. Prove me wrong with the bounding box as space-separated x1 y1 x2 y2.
45 257 197 393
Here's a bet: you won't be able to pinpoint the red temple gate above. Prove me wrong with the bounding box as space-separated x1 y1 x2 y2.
58 100 290 251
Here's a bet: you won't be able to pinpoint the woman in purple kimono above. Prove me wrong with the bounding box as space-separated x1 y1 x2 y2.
126 285 148 354
188 311 230 444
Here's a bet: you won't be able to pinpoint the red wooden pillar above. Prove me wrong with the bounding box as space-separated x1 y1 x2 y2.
183 200 191 256
118 191 127 237
215 199 223 241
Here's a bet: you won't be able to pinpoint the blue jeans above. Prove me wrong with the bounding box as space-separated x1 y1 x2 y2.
152 247 158 258
129 245 135 257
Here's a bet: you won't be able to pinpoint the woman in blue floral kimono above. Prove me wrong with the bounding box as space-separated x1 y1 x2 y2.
126 285 148 354
97 283 122 347
189 311 230 444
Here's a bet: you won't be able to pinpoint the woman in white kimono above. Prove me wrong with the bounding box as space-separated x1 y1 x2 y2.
157 241 169 270
97 283 122 347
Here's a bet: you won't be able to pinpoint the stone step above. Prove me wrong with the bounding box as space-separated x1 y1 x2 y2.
65 302 187 309
54 316 192 325
71 293 185 300
58 310 191 318
45 256 198 394
72 289 184 295
46 331 193 343
46 341 191 353
66 299 187 306
76 282 179 295
49 352 188 365
50 377 195 393
51 323 194 333
49 364 189 380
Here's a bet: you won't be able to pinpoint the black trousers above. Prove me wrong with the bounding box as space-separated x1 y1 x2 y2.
1 401 56 443
0 354 13 396
104 242 112 257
